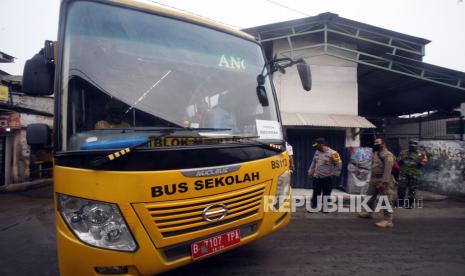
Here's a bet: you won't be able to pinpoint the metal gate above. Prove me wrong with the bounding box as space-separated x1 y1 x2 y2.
286 128 345 189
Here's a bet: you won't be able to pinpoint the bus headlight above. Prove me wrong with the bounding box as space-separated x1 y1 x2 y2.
274 171 291 210
58 194 137 252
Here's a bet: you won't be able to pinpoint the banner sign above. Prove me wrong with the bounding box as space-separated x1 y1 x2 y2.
0 113 21 130
0 85 9 102
346 147 373 193
446 120 464 135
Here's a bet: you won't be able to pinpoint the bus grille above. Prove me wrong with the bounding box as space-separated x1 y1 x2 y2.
140 184 266 239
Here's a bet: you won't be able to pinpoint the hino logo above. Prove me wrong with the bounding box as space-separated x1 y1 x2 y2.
181 164 241 178
202 204 228 222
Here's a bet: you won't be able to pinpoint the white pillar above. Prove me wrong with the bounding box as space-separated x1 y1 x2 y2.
460 103 465 117
345 128 360 147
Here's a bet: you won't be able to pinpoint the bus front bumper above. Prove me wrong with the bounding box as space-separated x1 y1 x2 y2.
56 206 290 275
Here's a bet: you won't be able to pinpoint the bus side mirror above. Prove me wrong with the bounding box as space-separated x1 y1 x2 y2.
27 124 52 148
256 86 269 106
22 42 55 95
297 60 312 91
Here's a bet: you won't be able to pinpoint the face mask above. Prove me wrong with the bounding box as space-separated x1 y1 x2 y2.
409 146 417 152
373 144 381 152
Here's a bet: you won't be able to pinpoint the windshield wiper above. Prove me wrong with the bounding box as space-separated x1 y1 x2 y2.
90 127 232 167
229 136 284 153
156 127 232 132
91 127 231 132
90 134 164 167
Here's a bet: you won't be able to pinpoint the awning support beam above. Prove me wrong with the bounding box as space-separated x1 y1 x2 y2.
274 41 465 91
257 23 424 57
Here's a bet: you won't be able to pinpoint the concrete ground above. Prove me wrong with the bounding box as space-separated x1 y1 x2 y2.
0 185 57 276
1 185 465 276
292 188 449 201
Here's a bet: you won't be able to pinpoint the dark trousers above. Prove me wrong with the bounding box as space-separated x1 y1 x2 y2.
311 177 333 210
398 174 418 207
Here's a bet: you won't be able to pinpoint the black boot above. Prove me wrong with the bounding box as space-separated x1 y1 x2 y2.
406 197 414 209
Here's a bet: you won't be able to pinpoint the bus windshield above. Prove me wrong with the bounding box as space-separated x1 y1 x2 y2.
61 1 281 151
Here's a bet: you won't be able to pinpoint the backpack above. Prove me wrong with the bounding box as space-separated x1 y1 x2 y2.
377 152 401 182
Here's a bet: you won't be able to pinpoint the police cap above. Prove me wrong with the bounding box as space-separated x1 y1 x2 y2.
312 137 326 148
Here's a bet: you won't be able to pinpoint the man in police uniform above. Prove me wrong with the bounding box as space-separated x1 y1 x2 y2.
358 138 395 228
397 140 428 208
308 137 342 212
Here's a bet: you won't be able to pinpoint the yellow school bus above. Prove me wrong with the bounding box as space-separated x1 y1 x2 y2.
22 0 311 274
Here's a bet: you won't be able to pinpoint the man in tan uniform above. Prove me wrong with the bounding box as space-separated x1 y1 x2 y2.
358 138 395 228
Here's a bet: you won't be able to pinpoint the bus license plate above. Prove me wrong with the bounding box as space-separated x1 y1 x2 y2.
191 229 241 260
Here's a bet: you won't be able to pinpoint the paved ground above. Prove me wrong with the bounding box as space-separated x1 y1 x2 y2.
1 185 465 276
0 185 57 276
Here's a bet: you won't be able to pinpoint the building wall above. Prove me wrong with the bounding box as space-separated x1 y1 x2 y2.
272 38 358 116
11 129 28 183
12 94 53 114
272 39 360 149
10 113 54 184
20 113 53 128
273 55 358 115
419 140 465 195
4 134 12 185
271 39 361 188
385 118 462 155
1 94 53 185
386 118 460 140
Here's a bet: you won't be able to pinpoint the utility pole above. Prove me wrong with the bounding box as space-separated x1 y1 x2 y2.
460 103 465 141
418 116 422 140
460 115 464 141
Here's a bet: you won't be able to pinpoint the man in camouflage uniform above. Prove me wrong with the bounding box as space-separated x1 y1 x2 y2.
308 137 342 212
397 140 428 208
358 138 395 228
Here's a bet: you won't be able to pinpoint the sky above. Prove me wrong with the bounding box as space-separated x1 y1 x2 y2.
1 0 464 75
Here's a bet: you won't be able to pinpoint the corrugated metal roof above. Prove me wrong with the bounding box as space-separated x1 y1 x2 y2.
0 51 15 63
0 69 11 76
243 12 430 46
281 112 375 128
0 75 22 83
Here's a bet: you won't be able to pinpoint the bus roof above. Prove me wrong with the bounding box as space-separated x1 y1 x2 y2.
110 0 255 41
